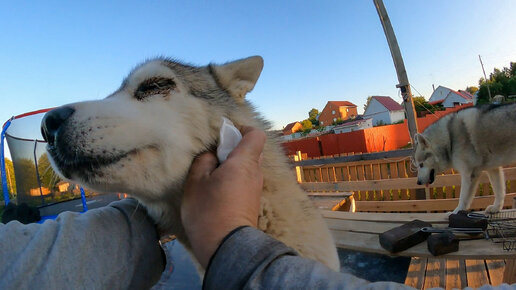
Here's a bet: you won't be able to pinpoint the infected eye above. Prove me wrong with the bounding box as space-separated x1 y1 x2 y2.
135 77 175 100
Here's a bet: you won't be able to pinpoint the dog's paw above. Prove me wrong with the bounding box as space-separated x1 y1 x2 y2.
485 204 502 214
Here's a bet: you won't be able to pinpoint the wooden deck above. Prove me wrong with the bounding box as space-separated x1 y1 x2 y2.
405 257 507 289
322 210 516 288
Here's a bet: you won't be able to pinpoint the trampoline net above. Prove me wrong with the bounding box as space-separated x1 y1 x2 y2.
3 112 98 208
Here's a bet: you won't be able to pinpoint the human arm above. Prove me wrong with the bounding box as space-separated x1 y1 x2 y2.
0 198 164 289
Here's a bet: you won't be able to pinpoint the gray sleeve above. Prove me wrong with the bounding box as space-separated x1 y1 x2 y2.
0 198 164 290
204 226 416 290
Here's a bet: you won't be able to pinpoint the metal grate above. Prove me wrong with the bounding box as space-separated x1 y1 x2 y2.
486 211 516 251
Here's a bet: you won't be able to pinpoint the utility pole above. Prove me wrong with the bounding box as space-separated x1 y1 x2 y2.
373 0 419 141
478 54 492 101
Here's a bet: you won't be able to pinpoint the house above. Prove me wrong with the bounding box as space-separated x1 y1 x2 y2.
282 121 303 135
29 187 50 197
333 118 373 134
363 96 404 126
429 86 473 108
318 101 358 126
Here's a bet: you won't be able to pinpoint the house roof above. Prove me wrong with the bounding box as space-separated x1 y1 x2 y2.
428 99 444 105
371 96 403 111
283 121 301 131
456 90 474 100
328 101 357 107
333 118 371 129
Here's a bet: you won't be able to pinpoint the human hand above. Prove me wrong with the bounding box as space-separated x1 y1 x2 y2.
181 126 266 268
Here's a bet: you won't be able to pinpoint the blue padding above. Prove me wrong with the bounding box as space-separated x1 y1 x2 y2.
1 118 13 205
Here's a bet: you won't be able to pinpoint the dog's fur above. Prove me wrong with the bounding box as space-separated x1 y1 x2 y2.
42 56 340 271
414 103 516 214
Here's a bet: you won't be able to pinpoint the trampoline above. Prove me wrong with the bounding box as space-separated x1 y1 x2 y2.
1 109 119 222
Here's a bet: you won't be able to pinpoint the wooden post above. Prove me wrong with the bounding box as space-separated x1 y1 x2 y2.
294 151 304 183
373 0 419 141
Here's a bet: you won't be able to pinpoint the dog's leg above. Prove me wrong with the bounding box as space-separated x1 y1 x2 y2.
453 170 481 214
485 167 505 213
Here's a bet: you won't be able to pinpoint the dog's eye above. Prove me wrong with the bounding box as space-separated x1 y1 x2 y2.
419 163 424 168
135 77 176 100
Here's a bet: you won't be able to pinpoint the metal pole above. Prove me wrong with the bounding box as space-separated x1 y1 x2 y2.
478 55 492 102
373 0 419 141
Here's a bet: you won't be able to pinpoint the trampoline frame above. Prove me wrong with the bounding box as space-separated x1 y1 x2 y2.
1 108 88 212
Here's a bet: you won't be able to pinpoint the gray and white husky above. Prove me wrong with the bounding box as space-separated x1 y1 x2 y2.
414 103 516 214
40 56 340 271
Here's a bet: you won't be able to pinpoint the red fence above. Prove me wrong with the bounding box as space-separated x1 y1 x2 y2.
282 104 472 157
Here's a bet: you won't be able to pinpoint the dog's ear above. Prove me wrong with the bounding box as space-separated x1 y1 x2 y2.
211 56 264 102
414 133 429 148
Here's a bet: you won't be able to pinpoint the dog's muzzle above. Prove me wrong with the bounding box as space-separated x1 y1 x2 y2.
41 106 75 146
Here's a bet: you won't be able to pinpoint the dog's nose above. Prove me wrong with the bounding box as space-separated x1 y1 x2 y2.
416 180 422 185
41 106 75 146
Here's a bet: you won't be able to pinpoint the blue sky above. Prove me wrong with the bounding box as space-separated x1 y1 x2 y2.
1 0 515 133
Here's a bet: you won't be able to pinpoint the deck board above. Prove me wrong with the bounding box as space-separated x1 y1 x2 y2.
485 260 505 286
465 259 490 288
423 258 446 289
405 257 426 289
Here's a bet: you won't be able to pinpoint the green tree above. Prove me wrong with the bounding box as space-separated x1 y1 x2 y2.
38 153 61 190
308 108 319 127
466 86 478 95
0 158 16 201
477 62 516 105
363 96 372 112
301 119 313 131
412 96 441 113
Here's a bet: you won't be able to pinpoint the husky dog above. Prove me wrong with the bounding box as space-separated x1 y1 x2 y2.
414 103 516 214
40 56 340 271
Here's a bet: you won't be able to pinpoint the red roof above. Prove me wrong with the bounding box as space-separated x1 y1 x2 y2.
328 101 356 107
456 90 474 100
372 96 403 111
429 99 444 105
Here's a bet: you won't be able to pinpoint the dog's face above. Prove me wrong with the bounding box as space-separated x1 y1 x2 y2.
413 133 438 186
41 56 263 201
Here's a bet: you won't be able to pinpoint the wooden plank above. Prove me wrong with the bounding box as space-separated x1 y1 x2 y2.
294 148 413 166
321 167 329 182
300 168 516 192
329 230 516 259
485 259 505 286
405 257 426 289
324 218 408 234
353 193 516 213
504 259 516 284
465 260 489 288
349 165 358 181
334 167 343 182
445 259 466 290
322 210 452 223
423 258 445 289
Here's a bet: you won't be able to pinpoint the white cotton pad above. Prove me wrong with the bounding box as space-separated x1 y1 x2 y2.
217 117 242 163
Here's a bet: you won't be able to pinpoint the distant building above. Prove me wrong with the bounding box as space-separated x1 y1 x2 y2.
29 187 50 197
429 86 473 108
318 101 358 126
333 118 373 134
282 121 303 135
363 96 404 126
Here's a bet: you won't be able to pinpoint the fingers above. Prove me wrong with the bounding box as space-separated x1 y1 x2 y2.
187 152 218 182
227 126 266 162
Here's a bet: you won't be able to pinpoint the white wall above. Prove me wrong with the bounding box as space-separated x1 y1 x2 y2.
429 86 451 102
442 92 473 108
364 98 390 125
334 119 372 134
389 110 405 123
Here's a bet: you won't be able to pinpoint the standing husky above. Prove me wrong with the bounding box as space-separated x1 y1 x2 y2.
40 56 340 271
414 103 516 214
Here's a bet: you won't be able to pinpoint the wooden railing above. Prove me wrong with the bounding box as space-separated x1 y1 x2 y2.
293 150 516 212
